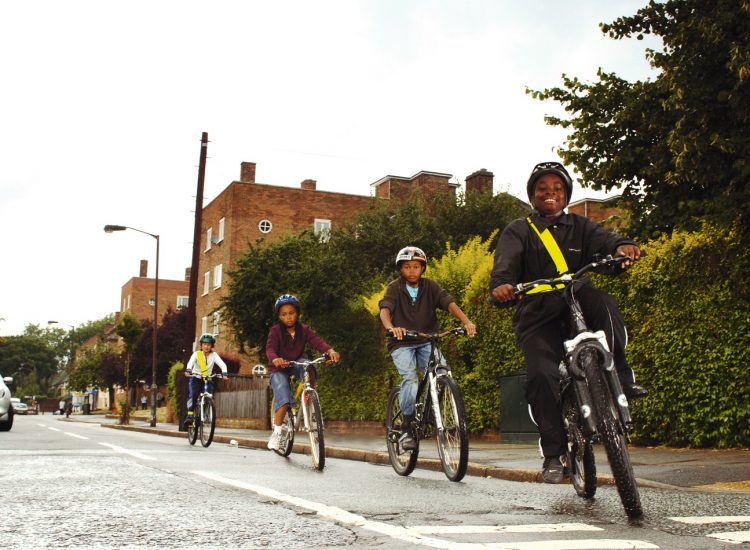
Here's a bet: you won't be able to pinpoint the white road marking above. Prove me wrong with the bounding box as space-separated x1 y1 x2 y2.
409 524 603 535
706 531 750 544
668 516 750 524
47 427 61 432
99 442 155 461
194 471 658 550
64 431 89 440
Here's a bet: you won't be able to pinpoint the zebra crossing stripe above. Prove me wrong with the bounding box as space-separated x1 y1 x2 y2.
668 516 750 524
408 523 603 534
706 531 750 544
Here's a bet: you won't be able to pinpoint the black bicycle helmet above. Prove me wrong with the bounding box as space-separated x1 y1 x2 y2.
199 333 216 344
274 294 300 314
526 161 573 202
395 246 427 268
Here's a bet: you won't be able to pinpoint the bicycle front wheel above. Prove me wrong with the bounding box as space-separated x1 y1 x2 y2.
199 397 216 447
434 376 469 482
305 391 325 470
385 386 418 476
583 349 642 518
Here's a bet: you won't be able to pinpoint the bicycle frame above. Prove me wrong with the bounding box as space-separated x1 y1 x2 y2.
290 364 320 432
413 337 453 437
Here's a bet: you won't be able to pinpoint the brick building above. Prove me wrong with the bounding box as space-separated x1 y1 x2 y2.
567 196 624 224
195 163 496 370
118 259 190 325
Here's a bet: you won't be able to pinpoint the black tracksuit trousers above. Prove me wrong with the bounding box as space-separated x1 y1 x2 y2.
518 285 635 458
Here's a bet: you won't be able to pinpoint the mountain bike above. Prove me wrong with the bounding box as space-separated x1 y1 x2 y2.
186 372 223 448
273 355 328 471
385 328 469 482
514 254 643 518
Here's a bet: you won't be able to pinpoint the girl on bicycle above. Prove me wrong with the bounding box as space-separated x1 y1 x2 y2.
184 333 228 427
379 246 476 451
265 294 340 451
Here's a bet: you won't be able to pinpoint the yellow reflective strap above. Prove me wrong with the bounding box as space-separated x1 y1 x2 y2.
196 351 210 377
527 217 569 275
526 282 567 295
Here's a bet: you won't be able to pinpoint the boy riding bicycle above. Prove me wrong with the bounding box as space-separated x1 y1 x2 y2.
490 161 645 483
184 333 228 427
265 294 340 451
379 246 476 450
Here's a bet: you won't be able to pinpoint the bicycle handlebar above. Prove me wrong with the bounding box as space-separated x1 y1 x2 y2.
514 254 631 296
285 354 330 367
387 327 467 340
186 371 227 379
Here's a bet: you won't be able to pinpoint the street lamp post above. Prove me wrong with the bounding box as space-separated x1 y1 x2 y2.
104 224 160 428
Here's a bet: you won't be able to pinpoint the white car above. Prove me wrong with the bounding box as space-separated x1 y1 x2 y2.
0 375 14 431
13 402 29 415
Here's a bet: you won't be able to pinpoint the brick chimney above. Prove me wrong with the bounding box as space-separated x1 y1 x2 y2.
301 179 317 191
465 168 494 195
240 162 256 183
184 267 191 282
139 260 148 278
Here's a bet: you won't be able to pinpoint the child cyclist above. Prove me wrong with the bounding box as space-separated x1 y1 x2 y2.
379 246 476 450
265 294 341 451
184 333 228 427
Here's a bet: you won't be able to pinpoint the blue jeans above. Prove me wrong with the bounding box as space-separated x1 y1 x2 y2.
391 343 443 416
187 378 212 414
270 361 306 413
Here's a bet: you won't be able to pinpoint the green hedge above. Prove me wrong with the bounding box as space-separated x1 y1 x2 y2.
289 223 750 448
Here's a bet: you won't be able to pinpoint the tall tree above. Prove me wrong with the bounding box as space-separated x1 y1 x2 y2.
116 314 143 424
529 0 750 237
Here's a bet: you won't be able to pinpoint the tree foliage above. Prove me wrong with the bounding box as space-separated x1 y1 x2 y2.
0 334 58 396
528 0 750 237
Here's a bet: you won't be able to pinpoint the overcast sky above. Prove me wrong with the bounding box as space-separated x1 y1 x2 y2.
0 1 659 336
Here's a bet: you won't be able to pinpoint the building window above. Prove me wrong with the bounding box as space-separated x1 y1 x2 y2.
213 264 223 289
258 219 273 234
217 217 225 242
212 312 220 335
149 298 156 306
205 227 213 252
201 316 208 335
202 272 210 295
177 295 189 309
122 298 127 311
314 218 331 242
127 295 131 310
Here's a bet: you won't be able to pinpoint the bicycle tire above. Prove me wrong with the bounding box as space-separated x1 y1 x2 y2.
187 413 198 446
385 386 418 476
434 375 469 482
274 408 295 457
582 349 643 518
305 391 325 470
199 397 216 447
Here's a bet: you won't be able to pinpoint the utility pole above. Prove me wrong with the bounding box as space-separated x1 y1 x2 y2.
186 132 208 363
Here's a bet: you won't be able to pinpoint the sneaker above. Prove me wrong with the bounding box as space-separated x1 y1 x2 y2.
542 456 564 484
183 415 194 428
399 431 417 451
623 383 648 400
267 432 281 450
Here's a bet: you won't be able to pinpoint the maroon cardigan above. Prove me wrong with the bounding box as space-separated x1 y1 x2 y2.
265 322 332 374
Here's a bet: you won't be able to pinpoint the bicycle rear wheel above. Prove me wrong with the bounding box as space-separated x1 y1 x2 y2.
583 349 642 518
385 386 418 476
434 375 469 482
199 397 216 447
305 391 325 470
274 408 295 457
187 413 198 446
562 387 597 498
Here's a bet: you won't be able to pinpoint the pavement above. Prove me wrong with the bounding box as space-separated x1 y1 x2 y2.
66 413 750 493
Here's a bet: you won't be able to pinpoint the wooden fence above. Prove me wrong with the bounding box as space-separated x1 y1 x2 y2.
177 374 271 430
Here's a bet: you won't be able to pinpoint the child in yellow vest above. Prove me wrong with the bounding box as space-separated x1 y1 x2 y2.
184 333 228 426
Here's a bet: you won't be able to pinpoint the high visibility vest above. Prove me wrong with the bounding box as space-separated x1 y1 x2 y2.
196 351 210 378
526 217 570 295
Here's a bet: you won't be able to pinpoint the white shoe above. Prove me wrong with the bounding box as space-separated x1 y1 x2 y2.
267 432 280 450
